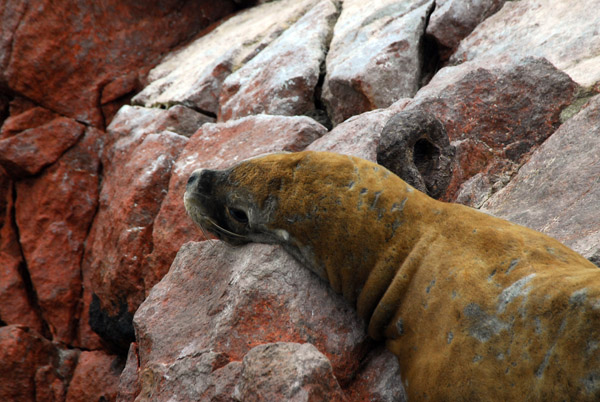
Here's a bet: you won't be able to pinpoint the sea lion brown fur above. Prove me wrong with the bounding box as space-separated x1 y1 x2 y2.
184 151 600 401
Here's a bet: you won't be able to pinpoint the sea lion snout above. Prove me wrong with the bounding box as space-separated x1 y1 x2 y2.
186 168 216 195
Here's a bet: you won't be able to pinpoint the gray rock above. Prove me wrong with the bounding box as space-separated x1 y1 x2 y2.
482 94 600 261
236 342 345 402
426 0 506 59
132 0 322 114
451 0 600 87
322 0 434 124
219 0 340 123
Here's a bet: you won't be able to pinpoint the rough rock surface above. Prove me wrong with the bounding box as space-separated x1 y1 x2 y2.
15 128 102 345
219 0 340 123
120 241 406 400
133 0 322 114
236 342 345 401
1 0 599 400
426 0 506 60
451 0 600 87
1 0 236 127
482 94 600 261
148 115 326 295
409 57 578 204
322 0 434 124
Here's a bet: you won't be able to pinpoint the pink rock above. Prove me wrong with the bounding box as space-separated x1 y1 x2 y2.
218 0 339 122
128 242 373 399
0 116 85 178
409 57 578 204
133 0 321 115
65 350 123 402
482 94 600 261
237 342 345 401
2 0 237 127
15 128 101 344
322 0 434 124
148 115 326 295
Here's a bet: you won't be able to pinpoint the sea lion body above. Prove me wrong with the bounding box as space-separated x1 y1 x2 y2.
184 151 600 401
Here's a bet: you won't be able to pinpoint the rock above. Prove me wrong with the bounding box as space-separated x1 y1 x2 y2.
0 182 44 333
236 342 345 402
346 346 406 402
0 325 79 402
307 98 410 161
0 116 85 178
126 241 370 399
451 0 600 87
65 350 123 402
133 0 321 114
322 0 434 124
117 343 141 402
482 94 600 261
218 0 340 123
409 57 578 203
0 105 59 139
15 128 102 344
148 115 326 295
377 108 455 199
2 0 237 127
83 130 188 352
426 0 506 60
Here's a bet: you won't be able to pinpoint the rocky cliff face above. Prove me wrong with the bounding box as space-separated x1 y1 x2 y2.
0 0 599 401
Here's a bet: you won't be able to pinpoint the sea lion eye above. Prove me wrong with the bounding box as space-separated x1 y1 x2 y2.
227 207 248 224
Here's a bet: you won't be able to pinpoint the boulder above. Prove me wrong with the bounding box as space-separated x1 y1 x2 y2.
426 0 506 60
409 57 578 204
0 116 85 178
65 351 123 402
482 94 600 261
322 0 434 124
122 241 405 400
219 0 339 124
1 0 237 127
236 342 345 402
15 128 102 345
133 0 322 114
451 0 600 87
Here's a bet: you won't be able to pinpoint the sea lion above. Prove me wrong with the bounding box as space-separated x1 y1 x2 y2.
183 150 600 401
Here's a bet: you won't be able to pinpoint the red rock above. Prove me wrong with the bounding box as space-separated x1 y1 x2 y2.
0 105 59 139
148 115 326 296
0 325 79 402
218 0 339 122
117 343 141 402
2 0 237 127
65 350 123 402
482 94 600 261
0 116 85 178
0 182 43 333
15 128 101 344
237 342 345 401
409 57 578 203
83 131 188 351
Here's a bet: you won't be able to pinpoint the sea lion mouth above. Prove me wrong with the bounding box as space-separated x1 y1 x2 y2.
184 171 249 245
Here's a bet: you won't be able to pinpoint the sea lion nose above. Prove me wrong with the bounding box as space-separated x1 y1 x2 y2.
186 168 215 194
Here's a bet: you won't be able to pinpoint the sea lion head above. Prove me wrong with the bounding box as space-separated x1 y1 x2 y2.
184 151 426 302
